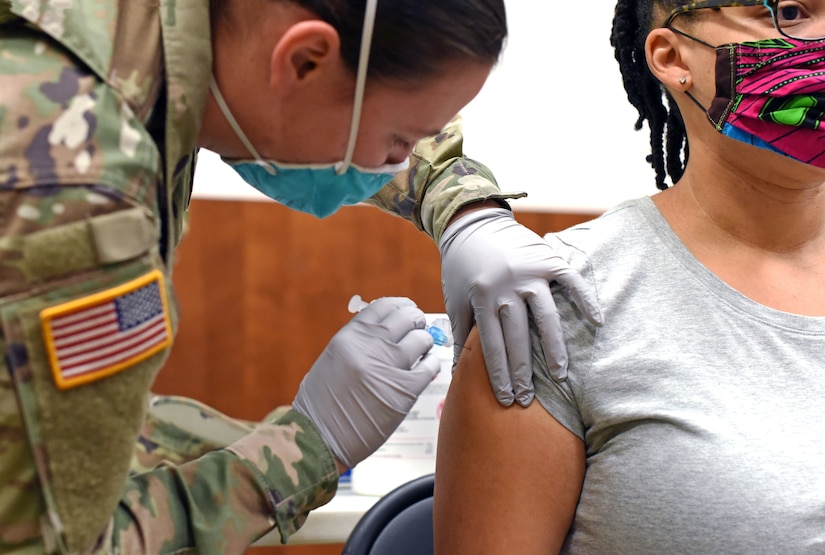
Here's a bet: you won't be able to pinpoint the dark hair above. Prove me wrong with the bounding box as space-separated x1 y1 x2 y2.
212 0 507 85
610 0 691 190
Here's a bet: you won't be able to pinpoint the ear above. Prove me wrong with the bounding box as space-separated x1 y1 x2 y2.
645 28 693 92
269 20 341 94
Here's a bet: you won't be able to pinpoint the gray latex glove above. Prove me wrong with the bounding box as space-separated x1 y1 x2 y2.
439 207 603 407
291 297 440 470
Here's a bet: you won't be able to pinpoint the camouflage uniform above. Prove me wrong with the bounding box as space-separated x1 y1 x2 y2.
0 0 523 553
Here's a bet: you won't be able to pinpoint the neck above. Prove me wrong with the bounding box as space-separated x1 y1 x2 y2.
658 144 825 255
197 0 289 155
654 150 825 316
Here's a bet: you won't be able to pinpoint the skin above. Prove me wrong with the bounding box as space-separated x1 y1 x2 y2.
433 328 585 554
434 6 825 553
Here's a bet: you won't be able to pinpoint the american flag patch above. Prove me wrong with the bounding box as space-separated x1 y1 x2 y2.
40 270 172 390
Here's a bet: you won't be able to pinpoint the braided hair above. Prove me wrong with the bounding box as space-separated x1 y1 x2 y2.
610 0 690 190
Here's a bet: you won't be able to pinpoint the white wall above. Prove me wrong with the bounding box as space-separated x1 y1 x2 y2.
193 2 657 214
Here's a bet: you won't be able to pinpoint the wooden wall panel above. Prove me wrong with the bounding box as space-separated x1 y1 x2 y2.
152 199 596 554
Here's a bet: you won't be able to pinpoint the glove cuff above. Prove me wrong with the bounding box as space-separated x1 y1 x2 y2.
438 207 513 252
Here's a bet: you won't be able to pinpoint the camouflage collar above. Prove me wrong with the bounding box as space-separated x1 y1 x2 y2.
158 0 212 188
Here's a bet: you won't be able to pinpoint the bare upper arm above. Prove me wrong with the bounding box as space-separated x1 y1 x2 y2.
433 328 585 554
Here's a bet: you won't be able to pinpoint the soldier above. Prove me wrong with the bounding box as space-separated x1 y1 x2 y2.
0 0 600 553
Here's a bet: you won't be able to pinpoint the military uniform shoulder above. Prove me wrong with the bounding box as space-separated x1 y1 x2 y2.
5 1 115 74
5 1 163 118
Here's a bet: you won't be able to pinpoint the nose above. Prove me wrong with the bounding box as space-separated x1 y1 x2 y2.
385 142 415 165
384 153 408 166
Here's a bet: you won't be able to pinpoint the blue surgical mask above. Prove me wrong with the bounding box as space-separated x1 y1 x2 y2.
224 156 408 218
209 0 410 218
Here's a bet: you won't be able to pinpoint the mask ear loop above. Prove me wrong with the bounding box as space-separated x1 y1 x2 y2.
664 25 728 128
337 0 378 176
209 76 278 174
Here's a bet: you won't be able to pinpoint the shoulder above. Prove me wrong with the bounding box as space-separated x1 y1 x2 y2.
531 197 660 435
543 197 662 298
0 24 163 204
546 197 655 263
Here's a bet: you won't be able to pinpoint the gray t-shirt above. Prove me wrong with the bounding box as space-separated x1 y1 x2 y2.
534 197 825 554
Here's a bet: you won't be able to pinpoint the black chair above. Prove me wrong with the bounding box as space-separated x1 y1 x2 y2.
341 473 435 555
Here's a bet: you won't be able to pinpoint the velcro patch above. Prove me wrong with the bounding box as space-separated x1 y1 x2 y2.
40 270 172 390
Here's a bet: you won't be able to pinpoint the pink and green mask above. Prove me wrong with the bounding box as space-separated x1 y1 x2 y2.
688 37 825 168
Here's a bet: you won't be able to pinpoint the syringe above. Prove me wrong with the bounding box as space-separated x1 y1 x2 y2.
348 294 453 347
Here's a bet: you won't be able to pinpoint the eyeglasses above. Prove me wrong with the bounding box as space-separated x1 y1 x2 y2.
663 0 825 41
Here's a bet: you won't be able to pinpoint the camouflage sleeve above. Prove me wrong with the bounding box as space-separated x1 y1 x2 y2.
366 115 527 243
110 407 337 553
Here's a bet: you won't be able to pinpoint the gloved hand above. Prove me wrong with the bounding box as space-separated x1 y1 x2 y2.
439 207 603 407
291 297 440 470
